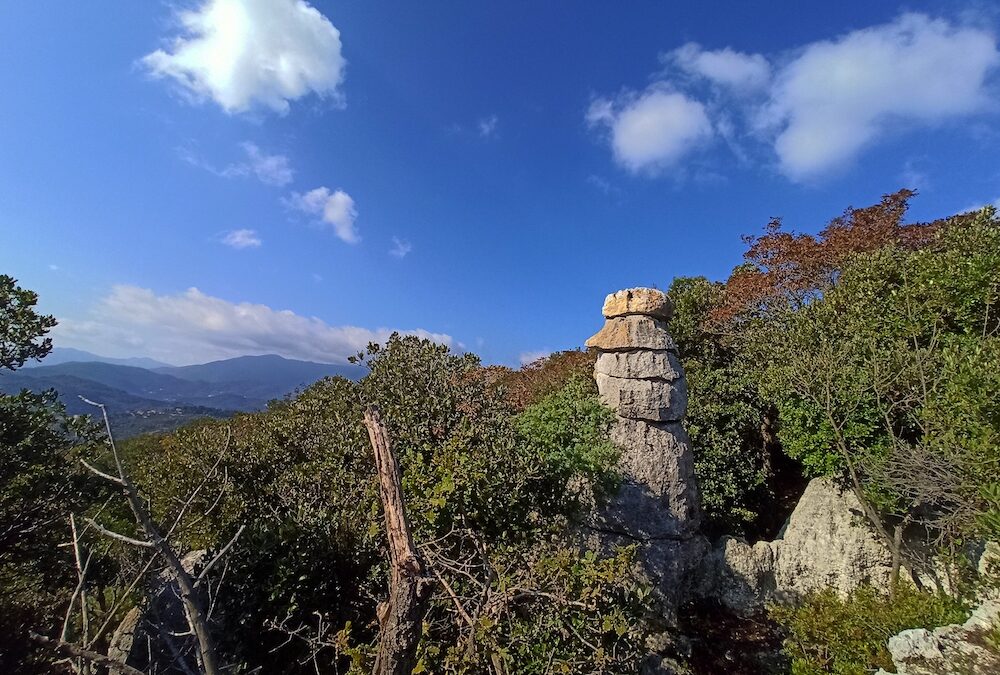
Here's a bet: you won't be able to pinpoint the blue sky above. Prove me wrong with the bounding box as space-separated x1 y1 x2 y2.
2 1 999 366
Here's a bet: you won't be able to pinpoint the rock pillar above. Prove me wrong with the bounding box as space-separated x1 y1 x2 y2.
586 288 701 538
585 288 706 625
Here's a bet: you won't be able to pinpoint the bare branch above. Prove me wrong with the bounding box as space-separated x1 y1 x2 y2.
195 524 245 587
30 633 146 675
84 518 154 549
79 459 125 486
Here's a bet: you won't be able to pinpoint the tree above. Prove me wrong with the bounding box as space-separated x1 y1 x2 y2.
758 207 1000 584
665 276 778 536
0 277 97 672
104 335 648 673
0 274 57 370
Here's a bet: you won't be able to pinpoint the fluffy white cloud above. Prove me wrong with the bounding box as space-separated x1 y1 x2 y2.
590 13 999 182
762 14 1000 180
221 228 262 249
288 187 360 243
666 42 770 91
54 285 452 365
588 88 713 172
142 0 346 114
389 236 412 258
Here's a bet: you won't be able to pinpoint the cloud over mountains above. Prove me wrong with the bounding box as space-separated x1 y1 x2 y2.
55 285 452 365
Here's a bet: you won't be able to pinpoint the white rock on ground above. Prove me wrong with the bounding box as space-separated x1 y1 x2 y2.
876 596 1000 674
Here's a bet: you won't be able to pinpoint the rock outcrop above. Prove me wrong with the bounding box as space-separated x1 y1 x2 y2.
107 550 208 669
586 288 704 618
698 477 896 612
876 595 1000 675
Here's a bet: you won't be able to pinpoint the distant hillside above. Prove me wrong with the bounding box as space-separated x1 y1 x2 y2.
156 354 364 401
18 361 219 402
0 371 179 415
22 347 172 369
4 353 365 437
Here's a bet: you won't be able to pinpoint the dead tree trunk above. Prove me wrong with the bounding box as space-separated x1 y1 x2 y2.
72 399 242 675
364 407 434 675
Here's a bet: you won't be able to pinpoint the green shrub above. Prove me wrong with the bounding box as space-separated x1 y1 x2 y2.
666 276 775 535
770 584 968 674
111 335 646 673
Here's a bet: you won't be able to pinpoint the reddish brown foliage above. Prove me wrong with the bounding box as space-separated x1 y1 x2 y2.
497 350 596 411
714 189 954 322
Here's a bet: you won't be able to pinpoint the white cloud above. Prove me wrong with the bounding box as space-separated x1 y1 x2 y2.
288 187 360 243
958 197 1000 213
221 228 262 249
180 142 294 186
142 0 346 114
54 285 453 365
478 115 499 138
761 13 1000 180
225 143 294 186
589 13 1000 182
389 236 412 258
587 88 713 172
666 42 771 91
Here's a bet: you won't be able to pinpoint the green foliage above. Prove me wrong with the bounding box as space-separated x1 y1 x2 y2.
418 544 649 674
0 275 56 371
114 334 642 673
760 209 1000 539
770 584 967 674
666 276 774 534
0 276 100 672
515 374 620 504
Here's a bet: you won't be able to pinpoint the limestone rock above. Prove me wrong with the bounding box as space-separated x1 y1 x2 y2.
595 350 683 380
598 419 700 537
587 287 702 624
107 607 143 665
888 629 943 662
585 316 676 352
698 537 777 613
773 477 893 598
591 532 710 625
107 549 208 669
596 372 687 422
880 596 1000 674
603 287 674 321
696 477 896 612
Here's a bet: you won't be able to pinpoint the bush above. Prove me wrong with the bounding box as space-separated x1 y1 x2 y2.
770 584 967 674
666 276 777 535
109 335 647 673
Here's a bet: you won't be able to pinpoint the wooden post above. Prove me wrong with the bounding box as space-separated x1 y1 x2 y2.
364 407 434 675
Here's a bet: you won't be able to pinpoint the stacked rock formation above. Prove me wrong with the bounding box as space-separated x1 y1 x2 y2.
586 288 701 539
585 289 705 633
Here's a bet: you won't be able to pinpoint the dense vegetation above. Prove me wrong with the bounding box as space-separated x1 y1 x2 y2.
2 191 999 673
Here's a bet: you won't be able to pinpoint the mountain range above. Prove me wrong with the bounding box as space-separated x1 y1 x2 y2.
3 348 365 437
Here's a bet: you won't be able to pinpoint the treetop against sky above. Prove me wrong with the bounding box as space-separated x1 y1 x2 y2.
1 0 998 366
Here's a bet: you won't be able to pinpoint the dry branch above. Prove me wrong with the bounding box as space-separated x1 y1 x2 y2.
30 633 145 675
364 407 434 675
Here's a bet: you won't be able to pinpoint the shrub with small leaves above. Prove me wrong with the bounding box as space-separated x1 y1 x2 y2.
770 584 967 674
